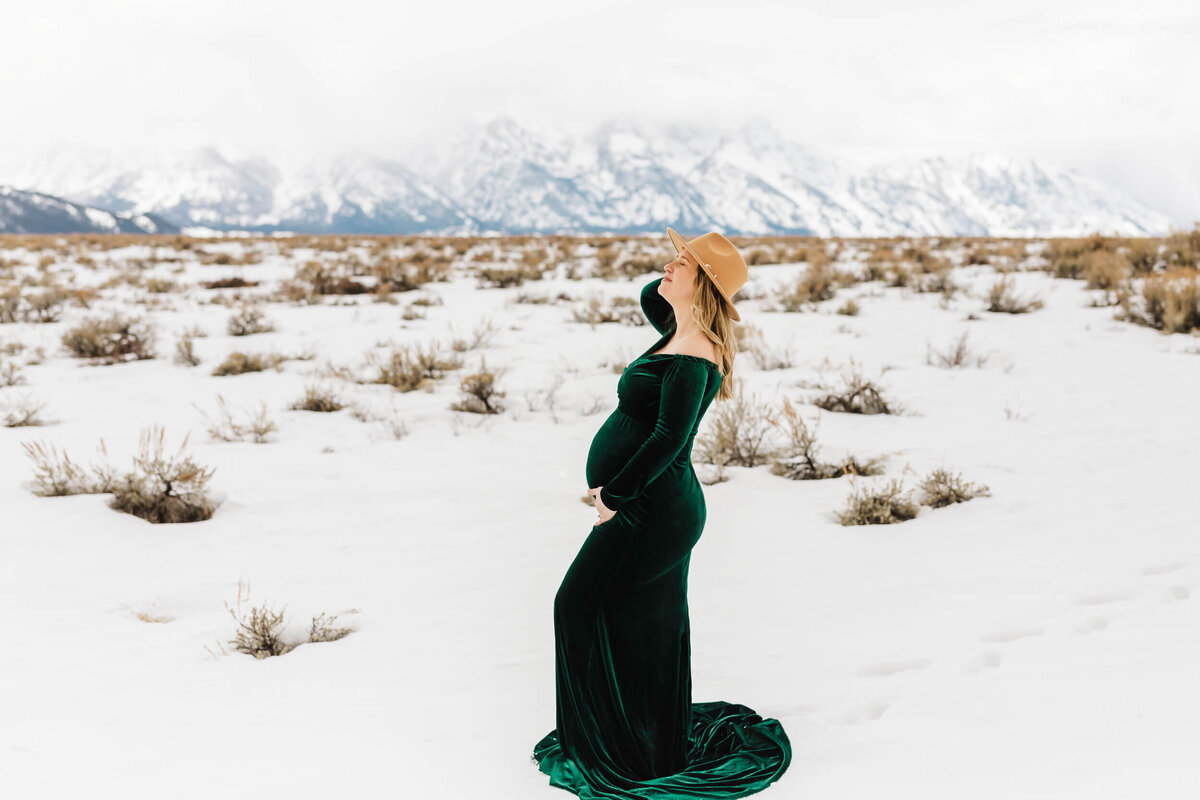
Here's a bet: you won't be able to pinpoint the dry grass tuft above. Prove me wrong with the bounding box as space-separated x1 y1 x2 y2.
1 393 49 427
227 600 292 659
695 384 779 468
290 382 345 412
813 361 899 415
108 426 216 523
917 468 992 508
1117 267 1200 333
226 303 277 336
61 313 157 364
768 397 884 480
198 394 277 442
836 478 920 525
925 331 988 368
571 295 644 326
986 275 1044 314
212 350 287 376
451 360 507 414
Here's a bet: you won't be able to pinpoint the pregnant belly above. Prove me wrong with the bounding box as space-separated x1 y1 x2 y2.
585 407 653 489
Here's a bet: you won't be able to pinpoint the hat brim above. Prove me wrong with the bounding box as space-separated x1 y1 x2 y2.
666 227 741 322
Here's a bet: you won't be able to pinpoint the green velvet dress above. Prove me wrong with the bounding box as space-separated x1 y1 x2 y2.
532 277 791 798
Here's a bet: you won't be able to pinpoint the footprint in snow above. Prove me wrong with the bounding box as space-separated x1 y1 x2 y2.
857 658 933 678
1074 614 1114 634
1077 591 1132 606
1141 562 1187 576
835 700 890 725
1164 585 1191 602
980 626 1045 643
962 649 1003 675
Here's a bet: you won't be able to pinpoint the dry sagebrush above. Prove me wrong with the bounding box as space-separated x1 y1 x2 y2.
812 361 900 415
695 384 779 468
61 313 157 364
23 427 216 522
768 397 884 480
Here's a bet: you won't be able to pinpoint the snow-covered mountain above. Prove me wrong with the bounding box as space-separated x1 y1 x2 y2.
0 145 275 230
270 151 471 234
0 186 175 234
0 117 1175 236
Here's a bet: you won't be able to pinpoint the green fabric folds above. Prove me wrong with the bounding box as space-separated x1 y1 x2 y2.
532 277 791 798
598 356 709 512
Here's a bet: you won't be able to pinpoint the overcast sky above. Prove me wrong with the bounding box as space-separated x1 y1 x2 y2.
2 0 1197 225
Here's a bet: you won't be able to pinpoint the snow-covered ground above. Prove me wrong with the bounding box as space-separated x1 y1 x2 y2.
1 239 1197 799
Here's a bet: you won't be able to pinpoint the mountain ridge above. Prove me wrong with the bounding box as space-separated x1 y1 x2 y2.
0 117 1175 236
0 186 176 235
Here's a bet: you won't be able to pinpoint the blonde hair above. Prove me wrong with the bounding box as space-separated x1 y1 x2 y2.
687 268 737 401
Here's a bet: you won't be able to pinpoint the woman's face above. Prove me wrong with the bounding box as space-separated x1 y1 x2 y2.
662 249 699 305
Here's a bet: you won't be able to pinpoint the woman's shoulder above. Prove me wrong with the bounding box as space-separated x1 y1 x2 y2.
660 351 720 376
682 343 719 365
672 337 719 366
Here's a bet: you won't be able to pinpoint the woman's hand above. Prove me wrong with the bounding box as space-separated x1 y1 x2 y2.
587 485 617 526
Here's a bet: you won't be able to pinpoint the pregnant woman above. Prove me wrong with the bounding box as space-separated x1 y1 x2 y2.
532 229 791 798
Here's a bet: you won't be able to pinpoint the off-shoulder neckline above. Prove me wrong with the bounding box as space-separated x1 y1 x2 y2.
637 328 721 371
639 352 721 370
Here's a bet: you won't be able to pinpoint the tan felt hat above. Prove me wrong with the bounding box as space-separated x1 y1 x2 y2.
666 227 747 322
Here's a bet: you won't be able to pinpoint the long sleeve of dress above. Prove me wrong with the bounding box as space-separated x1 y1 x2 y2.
600 357 709 512
641 277 675 335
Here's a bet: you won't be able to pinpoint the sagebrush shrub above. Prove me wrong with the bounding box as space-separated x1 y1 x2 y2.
226 303 276 336
888 263 913 288
917 468 992 508
925 331 987 368
1 393 48 427
911 257 958 296
736 324 793 370
459 317 502 351
0 359 25 387
1123 238 1161 275
836 299 860 316
175 331 201 366
228 601 292 659
695 384 778 468
212 351 286 376
768 397 883 480
21 440 89 496
199 395 277 443
144 277 179 294
1118 267 1200 333
571 295 643 326
200 276 260 290
776 260 837 310
290 383 345 412
61 313 156 364
370 344 429 392
371 252 453 292
309 612 353 643
108 426 217 523
24 289 67 323
0 288 19 324
476 265 531 288
1043 236 1099 279
986 275 1044 314
414 340 465 378
1082 250 1130 300
451 361 506 414
1162 223 1200 268
836 478 920 525
813 362 898 414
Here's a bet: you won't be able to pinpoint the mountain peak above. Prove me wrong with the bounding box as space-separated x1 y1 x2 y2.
0 122 1176 236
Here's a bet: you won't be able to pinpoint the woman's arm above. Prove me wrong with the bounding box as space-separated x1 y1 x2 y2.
599 357 708 512
641 277 675 335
